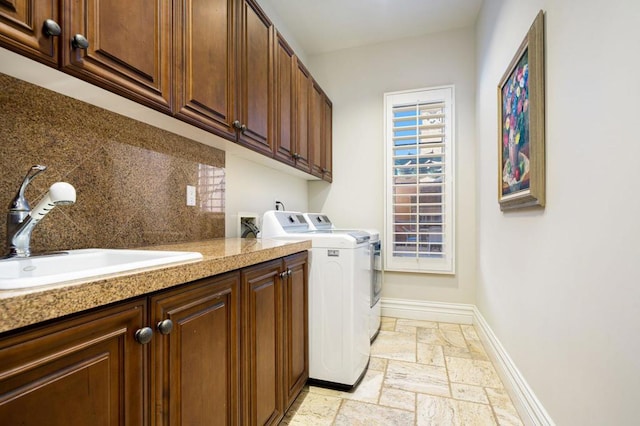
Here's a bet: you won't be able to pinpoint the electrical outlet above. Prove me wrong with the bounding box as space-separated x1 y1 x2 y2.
186 185 196 206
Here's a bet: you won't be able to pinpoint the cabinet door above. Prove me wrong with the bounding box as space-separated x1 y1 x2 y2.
282 252 309 409
322 95 334 182
151 272 240 426
0 299 147 426
273 31 295 165
294 59 311 172
241 259 284 426
309 80 324 178
0 0 59 65
62 0 172 112
174 0 236 139
236 0 273 155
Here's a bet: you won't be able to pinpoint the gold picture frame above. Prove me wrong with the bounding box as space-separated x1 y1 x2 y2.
498 10 545 210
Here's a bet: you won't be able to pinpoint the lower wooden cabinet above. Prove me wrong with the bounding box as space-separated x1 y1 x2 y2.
0 251 308 426
241 251 309 425
151 272 241 426
283 251 309 409
0 299 148 426
242 259 284 425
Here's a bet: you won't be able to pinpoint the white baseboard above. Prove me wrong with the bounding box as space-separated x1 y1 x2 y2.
472 307 555 426
380 297 553 426
381 297 475 324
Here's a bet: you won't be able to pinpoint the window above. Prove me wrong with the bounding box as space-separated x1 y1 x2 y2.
197 164 225 213
384 86 455 274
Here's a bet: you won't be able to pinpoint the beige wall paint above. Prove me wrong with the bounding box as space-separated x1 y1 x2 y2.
256 0 309 64
476 0 640 423
307 28 477 304
224 153 308 237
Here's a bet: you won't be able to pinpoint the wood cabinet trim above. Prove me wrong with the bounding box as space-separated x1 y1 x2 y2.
0 252 309 425
0 0 332 182
235 0 275 156
274 31 296 165
60 0 173 113
173 0 237 139
151 271 241 426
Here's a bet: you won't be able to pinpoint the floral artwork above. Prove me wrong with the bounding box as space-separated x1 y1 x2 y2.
497 10 545 211
501 50 530 195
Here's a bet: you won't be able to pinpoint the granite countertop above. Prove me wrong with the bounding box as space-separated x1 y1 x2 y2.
0 238 311 334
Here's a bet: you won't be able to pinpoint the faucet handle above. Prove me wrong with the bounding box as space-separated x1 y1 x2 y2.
9 165 47 211
23 165 47 181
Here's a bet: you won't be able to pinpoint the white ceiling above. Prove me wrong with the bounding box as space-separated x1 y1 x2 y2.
261 0 483 56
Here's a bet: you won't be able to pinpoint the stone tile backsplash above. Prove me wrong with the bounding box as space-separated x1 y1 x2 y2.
0 73 225 254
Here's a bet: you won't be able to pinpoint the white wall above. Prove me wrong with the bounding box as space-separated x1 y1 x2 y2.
224 154 308 236
476 0 640 424
256 0 309 64
308 28 477 304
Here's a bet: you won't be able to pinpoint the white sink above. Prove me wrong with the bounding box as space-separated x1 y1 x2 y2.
0 248 203 290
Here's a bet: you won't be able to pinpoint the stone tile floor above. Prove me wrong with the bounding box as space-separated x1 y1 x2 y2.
280 317 523 425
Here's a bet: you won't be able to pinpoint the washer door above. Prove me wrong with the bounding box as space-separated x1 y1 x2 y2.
371 241 382 307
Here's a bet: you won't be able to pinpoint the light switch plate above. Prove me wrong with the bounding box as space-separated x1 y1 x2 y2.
186 185 196 206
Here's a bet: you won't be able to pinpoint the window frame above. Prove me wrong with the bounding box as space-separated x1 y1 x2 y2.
383 85 455 274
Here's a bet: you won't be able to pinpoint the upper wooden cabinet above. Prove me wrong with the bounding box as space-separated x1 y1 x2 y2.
235 0 274 155
0 0 59 66
309 79 324 178
293 59 311 173
62 0 173 112
174 0 273 154
0 0 332 182
322 95 334 182
174 0 236 140
275 33 334 182
305 76 334 182
0 0 173 112
290 58 333 181
274 32 295 165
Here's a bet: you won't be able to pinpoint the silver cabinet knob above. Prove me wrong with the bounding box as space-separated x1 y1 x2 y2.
134 327 153 344
71 34 89 49
157 319 174 335
279 269 292 279
43 19 61 37
232 120 247 133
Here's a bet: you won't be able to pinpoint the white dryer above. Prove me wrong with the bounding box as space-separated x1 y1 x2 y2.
260 210 371 389
303 213 382 341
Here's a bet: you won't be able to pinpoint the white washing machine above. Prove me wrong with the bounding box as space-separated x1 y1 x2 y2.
260 210 371 389
303 213 382 342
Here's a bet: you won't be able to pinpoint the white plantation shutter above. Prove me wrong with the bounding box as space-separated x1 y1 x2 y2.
384 86 455 273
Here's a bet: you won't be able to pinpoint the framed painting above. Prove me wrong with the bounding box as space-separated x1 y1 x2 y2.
498 10 545 210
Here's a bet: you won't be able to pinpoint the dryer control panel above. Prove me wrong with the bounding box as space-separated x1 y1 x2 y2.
261 210 310 238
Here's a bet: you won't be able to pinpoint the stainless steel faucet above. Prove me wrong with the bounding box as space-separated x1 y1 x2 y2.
5 165 76 258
